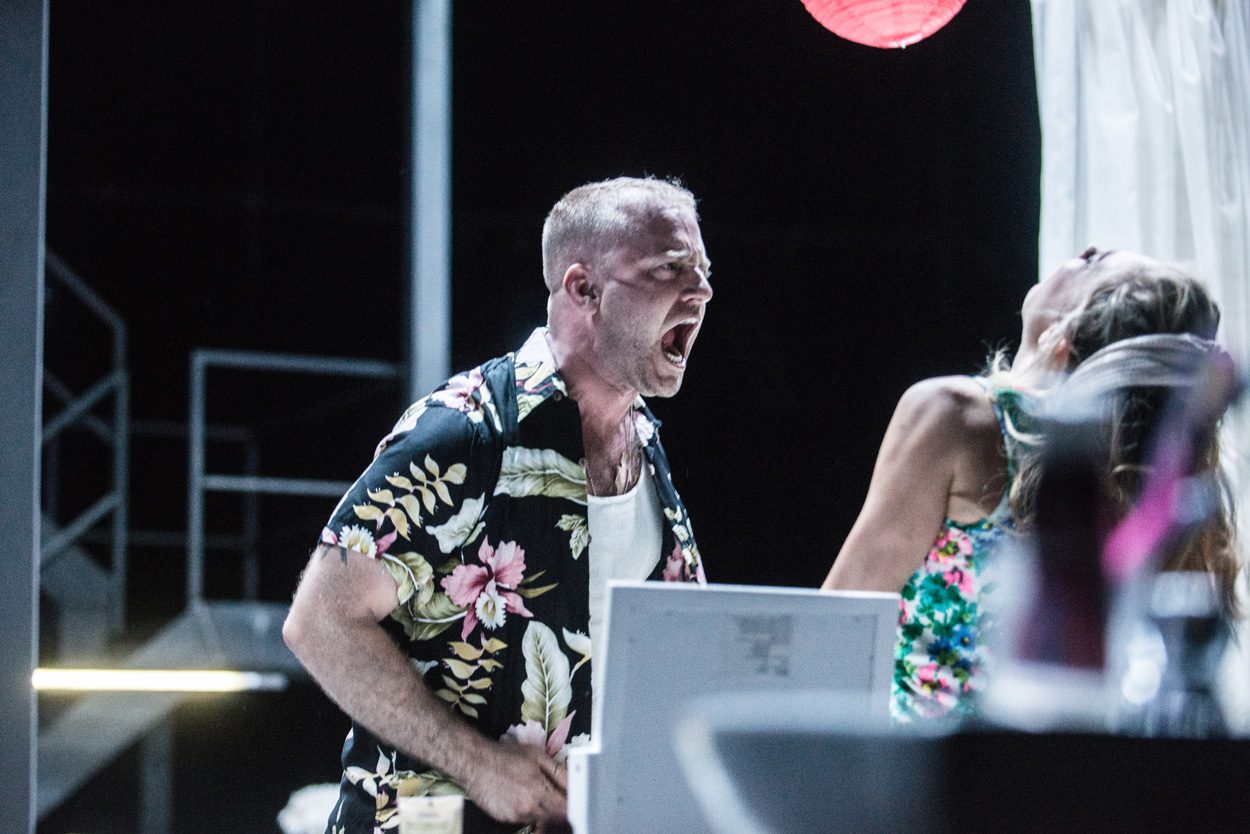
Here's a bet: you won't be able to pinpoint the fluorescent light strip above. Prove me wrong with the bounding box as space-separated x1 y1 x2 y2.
33 668 287 692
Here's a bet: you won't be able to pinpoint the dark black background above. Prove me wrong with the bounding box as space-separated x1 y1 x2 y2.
40 2 1040 831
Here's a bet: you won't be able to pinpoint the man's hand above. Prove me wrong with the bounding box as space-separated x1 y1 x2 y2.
285 544 570 826
461 741 567 825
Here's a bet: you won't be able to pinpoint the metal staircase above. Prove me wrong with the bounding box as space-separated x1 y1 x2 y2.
40 513 113 666
36 253 400 825
37 600 296 819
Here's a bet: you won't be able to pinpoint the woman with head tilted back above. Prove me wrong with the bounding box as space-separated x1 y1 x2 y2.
822 247 1240 721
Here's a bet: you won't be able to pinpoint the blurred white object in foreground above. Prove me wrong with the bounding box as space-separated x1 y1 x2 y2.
277 783 340 834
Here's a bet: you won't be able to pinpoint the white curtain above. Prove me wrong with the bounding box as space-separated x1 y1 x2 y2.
1031 0 1250 729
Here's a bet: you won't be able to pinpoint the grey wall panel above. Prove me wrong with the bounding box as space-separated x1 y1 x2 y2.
0 1 48 832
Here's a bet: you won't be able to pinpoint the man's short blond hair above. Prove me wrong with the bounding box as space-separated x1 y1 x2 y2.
541 176 697 293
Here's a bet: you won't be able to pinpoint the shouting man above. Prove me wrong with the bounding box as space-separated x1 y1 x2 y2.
284 176 713 833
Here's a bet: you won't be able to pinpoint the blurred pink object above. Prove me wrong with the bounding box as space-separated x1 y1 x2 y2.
1102 350 1239 583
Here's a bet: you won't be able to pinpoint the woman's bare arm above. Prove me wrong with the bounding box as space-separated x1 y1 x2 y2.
821 377 990 593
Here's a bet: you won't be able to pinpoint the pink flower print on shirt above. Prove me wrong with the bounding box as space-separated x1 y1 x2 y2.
430 366 487 413
943 566 972 595
916 663 945 695
914 662 959 717
374 530 397 555
441 537 534 639
663 544 684 582
932 527 971 565
500 713 576 759
501 720 547 748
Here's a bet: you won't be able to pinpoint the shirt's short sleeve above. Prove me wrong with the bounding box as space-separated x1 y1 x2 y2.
321 403 492 643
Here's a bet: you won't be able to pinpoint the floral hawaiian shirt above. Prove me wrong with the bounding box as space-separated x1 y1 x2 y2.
317 328 705 834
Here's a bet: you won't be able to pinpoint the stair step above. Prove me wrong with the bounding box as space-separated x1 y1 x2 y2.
37 600 306 820
40 513 114 663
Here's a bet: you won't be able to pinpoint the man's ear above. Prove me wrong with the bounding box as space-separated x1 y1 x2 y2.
562 264 598 307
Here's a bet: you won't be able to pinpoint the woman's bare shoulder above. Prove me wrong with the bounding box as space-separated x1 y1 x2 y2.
910 376 1009 522
896 375 997 437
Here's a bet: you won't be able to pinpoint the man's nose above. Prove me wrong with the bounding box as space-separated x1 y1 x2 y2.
683 268 713 302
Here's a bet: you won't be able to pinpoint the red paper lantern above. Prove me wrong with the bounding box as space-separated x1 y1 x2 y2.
801 0 966 49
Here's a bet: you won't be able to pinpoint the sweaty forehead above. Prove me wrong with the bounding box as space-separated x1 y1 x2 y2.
594 199 710 276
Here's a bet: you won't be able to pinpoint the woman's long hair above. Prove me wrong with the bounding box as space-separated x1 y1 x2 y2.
1006 268 1240 616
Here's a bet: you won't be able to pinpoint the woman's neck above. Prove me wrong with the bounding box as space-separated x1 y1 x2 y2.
1006 348 1066 393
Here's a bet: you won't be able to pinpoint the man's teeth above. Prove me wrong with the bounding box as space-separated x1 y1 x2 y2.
662 319 698 364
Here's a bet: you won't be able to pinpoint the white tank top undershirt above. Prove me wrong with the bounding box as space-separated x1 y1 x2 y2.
586 469 663 733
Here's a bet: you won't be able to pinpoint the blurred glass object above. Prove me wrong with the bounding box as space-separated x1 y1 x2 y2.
983 339 1241 737
1114 572 1231 738
978 412 1119 733
977 532 1118 733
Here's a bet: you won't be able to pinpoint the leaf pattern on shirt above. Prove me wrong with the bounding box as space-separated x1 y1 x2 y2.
494 446 587 503
425 494 487 554
389 591 462 643
519 621 572 736
382 550 436 611
344 748 463 831
347 452 466 546
556 514 589 560
435 636 508 719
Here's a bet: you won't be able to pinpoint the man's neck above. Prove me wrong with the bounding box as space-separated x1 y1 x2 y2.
545 328 638 460
575 387 642 497
562 362 636 444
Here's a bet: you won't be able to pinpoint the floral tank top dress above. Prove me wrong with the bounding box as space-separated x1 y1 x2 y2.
892 378 1018 723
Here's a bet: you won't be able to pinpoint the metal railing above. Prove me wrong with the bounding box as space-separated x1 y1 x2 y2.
131 419 264 598
187 349 401 605
42 250 130 633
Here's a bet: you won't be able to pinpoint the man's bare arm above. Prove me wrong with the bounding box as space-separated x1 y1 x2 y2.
283 543 567 824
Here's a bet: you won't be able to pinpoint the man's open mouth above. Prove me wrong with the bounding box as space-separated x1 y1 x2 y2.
661 320 699 366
